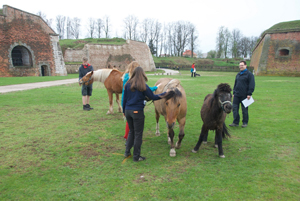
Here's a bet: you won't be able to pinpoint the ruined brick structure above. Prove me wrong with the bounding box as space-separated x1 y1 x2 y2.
64 40 156 73
0 5 67 77
250 20 300 76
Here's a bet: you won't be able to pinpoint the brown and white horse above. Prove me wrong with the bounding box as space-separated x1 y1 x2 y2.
153 78 187 157
79 69 123 114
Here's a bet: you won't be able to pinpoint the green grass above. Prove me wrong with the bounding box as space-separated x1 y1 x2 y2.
0 71 299 200
265 20 300 33
0 74 78 86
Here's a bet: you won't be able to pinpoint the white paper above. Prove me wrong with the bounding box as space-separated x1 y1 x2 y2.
242 97 254 108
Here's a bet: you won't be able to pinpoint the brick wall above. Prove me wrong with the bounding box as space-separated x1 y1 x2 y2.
0 5 66 77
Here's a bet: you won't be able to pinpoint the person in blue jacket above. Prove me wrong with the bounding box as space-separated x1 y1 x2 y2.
123 66 173 162
229 61 255 128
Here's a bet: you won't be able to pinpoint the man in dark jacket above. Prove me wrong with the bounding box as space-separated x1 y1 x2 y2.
79 57 94 111
229 61 255 128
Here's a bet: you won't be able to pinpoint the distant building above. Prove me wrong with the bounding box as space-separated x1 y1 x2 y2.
250 20 300 76
0 5 67 77
183 50 197 58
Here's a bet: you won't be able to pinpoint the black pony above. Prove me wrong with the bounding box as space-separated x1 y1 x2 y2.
192 83 232 158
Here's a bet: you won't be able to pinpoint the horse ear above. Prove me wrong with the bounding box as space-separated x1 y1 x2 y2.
213 89 218 98
91 71 93 75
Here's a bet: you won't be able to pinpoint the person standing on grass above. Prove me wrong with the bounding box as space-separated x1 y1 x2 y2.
191 63 195 77
122 67 174 162
79 57 94 111
229 60 255 128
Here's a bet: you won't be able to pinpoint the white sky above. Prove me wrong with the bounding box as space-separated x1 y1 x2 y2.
2 0 300 53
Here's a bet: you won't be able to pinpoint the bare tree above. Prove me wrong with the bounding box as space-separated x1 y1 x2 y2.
96 18 103 38
189 23 198 58
56 15 66 39
66 17 72 39
140 18 150 42
87 18 96 38
103 15 111 38
123 15 139 40
153 20 161 57
37 11 53 28
240 36 250 58
223 28 231 58
231 29 242 58
70 17 81 39
216 26 225 58
172 21 190 56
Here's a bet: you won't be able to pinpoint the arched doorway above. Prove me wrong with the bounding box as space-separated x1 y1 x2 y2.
11 46 33 67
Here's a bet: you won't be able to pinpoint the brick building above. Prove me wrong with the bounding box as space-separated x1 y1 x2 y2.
0 5 67 77
250 20 300 76
183 50 197 58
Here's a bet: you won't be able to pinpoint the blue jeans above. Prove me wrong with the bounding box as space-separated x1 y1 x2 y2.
232 96 249 125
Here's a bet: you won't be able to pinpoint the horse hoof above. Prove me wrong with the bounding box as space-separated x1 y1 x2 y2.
214 144 218 148
203 141 207 144
170 148 176 157
168 137 171 145
175 142 181 149
106 111 113 115
155 131 160 136
219 155 225 158
191 149 197 153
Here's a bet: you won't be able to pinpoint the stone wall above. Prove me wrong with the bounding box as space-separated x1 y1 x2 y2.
0 5 67 77
64 40 156 72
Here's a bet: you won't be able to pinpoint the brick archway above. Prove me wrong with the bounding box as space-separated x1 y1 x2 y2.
8 42 35 69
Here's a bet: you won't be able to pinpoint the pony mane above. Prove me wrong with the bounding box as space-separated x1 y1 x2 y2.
163 79 181 92
93 69 113 83
164 88 182 102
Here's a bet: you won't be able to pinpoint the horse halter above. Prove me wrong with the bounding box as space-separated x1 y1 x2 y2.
219 99 232 112
81 74 93 85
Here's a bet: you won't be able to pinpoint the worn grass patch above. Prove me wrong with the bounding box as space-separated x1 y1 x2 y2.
0 71 299 200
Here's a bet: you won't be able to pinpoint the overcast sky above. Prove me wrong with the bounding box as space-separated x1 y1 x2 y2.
2 0 300 53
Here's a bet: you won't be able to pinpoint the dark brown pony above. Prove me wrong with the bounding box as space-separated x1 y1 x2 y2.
153 78 187 157
192 83 232 158
79 69 124 114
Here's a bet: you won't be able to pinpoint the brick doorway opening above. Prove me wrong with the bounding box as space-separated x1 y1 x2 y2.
11 46 33 67
41 65 49 76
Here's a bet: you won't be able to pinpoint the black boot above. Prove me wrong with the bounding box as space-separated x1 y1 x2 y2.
83 105 90 111
86 104 93 110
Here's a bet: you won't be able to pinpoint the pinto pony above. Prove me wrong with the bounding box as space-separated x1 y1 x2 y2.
192 83 232 158
153 78 187 157
79 69 124 114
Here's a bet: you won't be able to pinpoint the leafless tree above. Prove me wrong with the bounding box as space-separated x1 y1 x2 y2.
123 15 139 40
140 18 150 42
96 18 103 38
37 11 53 28
223 28 231 58
70 17 81 39
87 18 96 38
172 21 190 56
66 17 72 39
189 23 198 58
240 36 250 58
103 15 111 38
216 26 225 58
231 29 242 58
56 15 66 39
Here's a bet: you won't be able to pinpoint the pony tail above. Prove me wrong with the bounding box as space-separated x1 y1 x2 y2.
222 122 231 138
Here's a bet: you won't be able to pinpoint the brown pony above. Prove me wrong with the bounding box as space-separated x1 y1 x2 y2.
79 68 123 114
79 61 140 114
192 83 232 158
153 78 187 157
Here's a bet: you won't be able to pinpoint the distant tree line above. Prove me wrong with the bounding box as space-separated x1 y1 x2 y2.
37 12 200 58
211 26 259 59
37 12 258 59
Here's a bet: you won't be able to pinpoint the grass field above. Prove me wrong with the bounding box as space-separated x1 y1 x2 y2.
0 71 299 200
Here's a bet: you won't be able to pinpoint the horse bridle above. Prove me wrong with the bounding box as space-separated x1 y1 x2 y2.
219 99 232 112
80 74 93 85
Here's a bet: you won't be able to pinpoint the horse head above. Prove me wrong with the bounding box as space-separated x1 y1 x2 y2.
79 71 94 85
164 88 183 129
214 83 232 114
